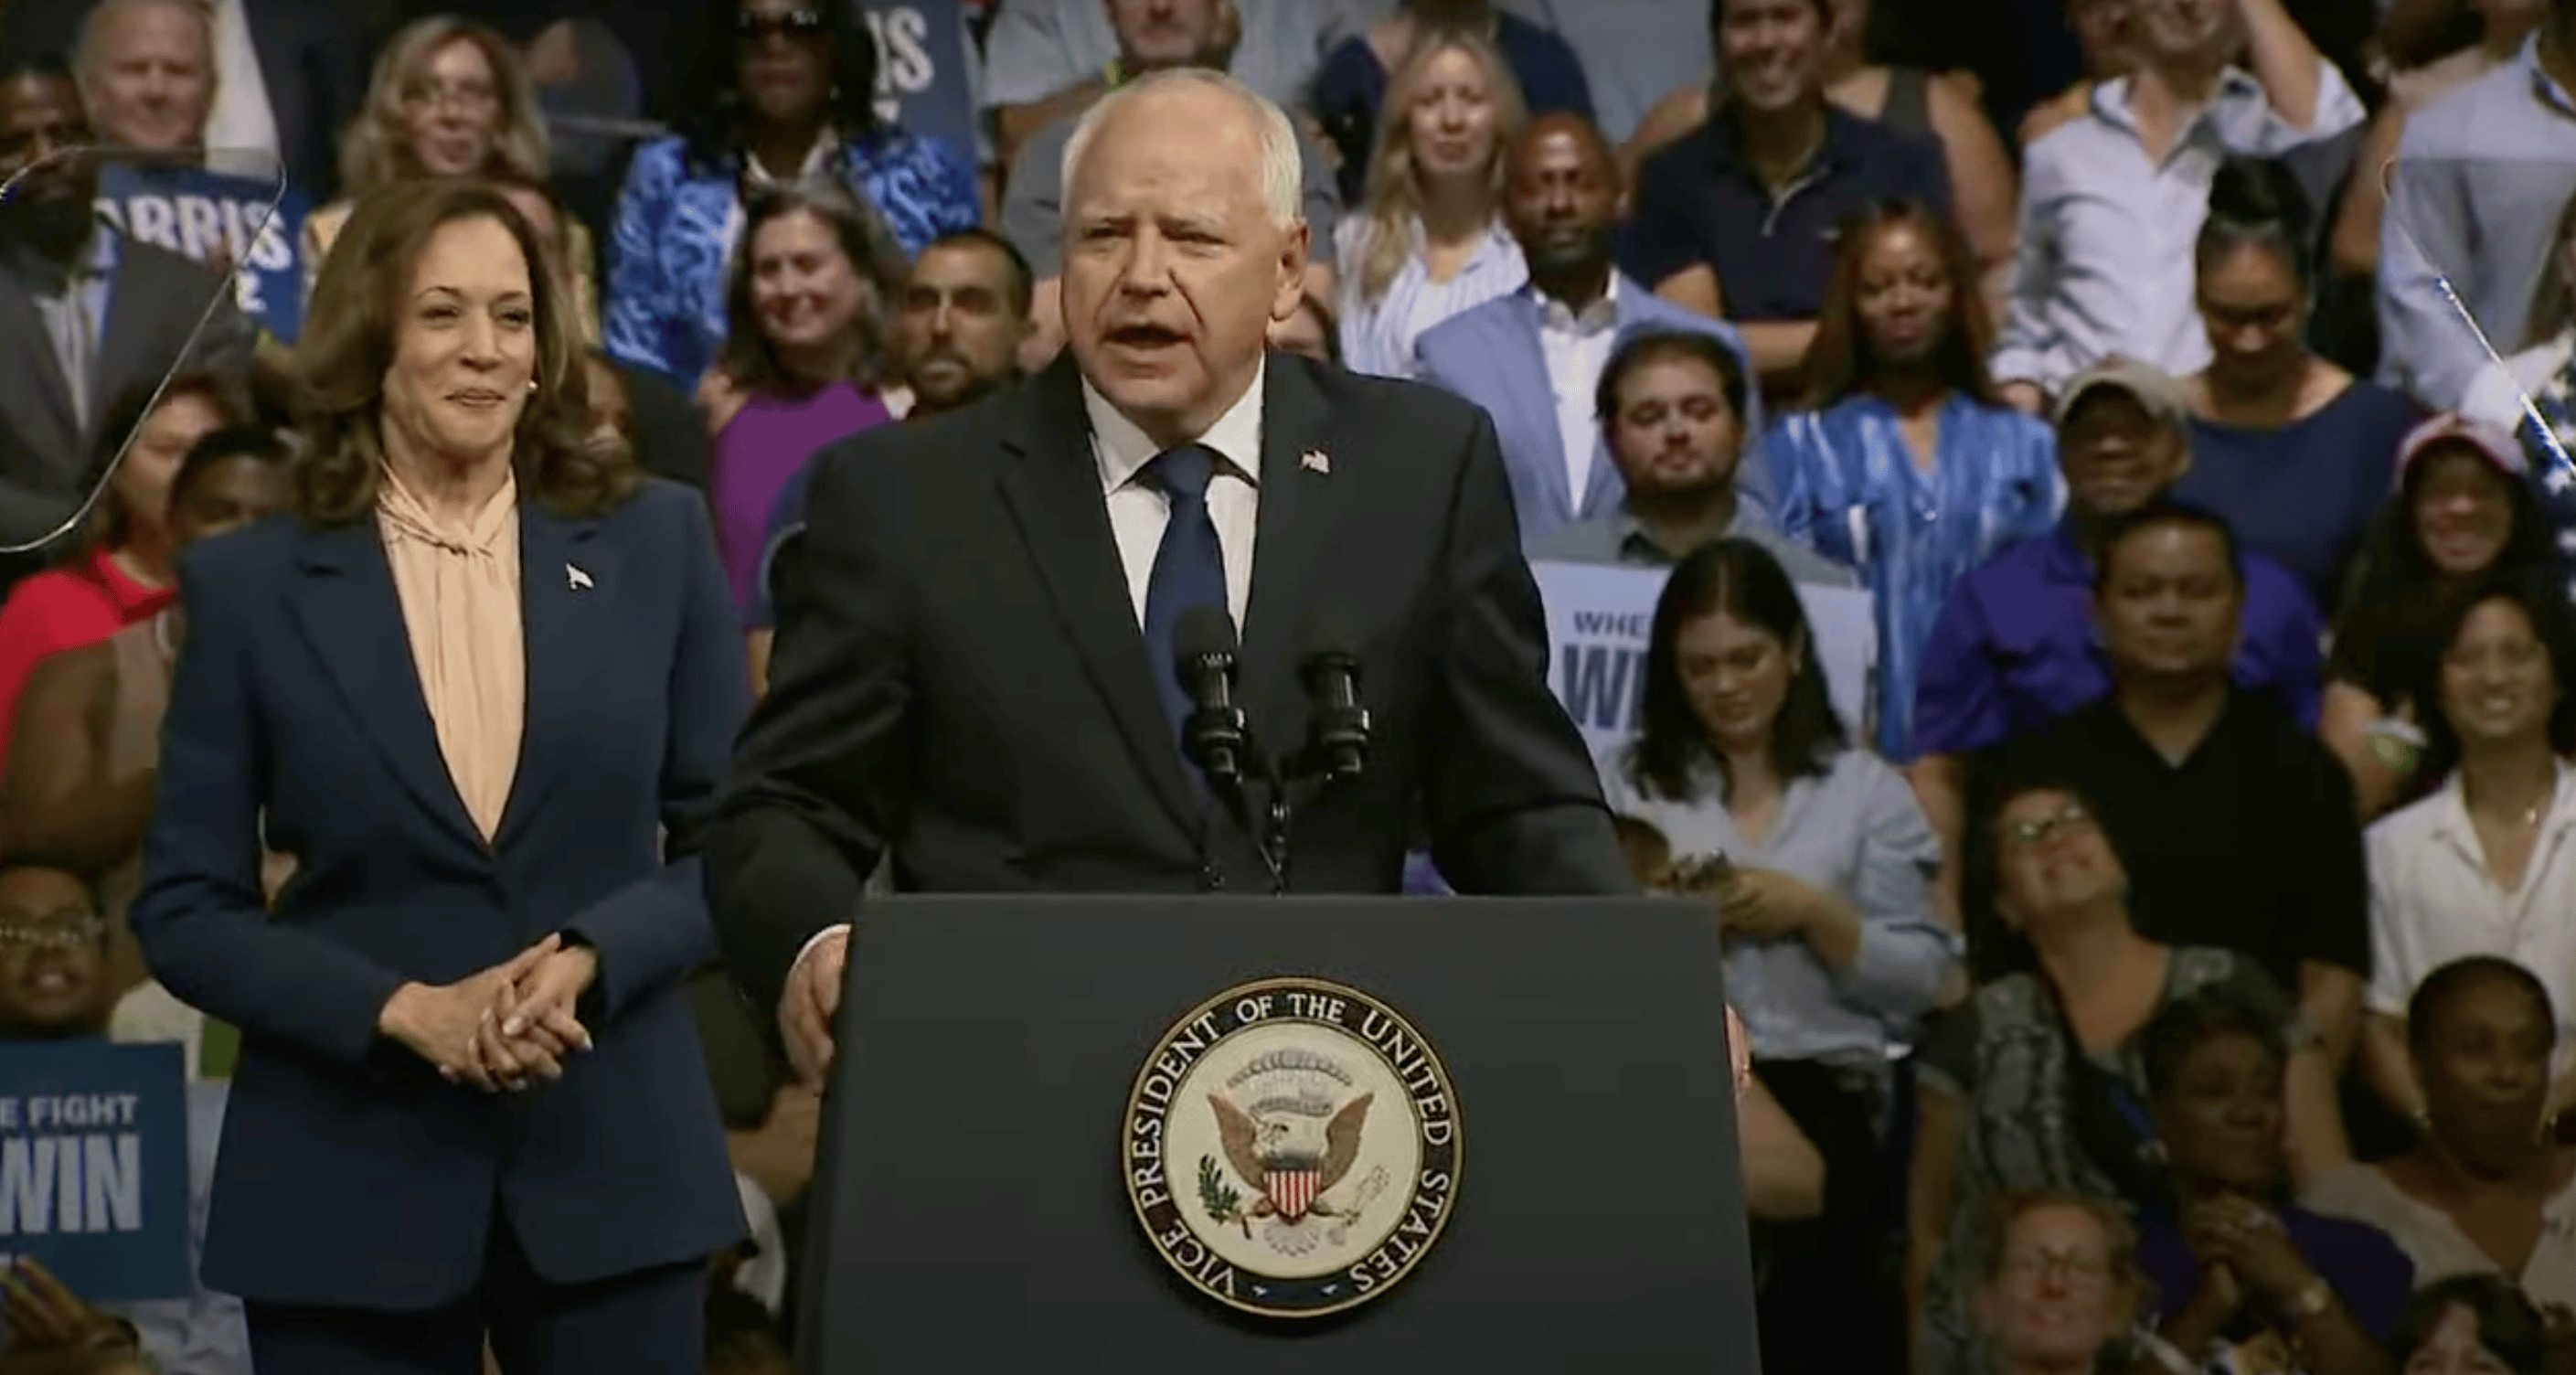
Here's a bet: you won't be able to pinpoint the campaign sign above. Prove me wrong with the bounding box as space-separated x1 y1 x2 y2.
859 0 976 155
93 162 307 344
1531 560 1876 760
0 1040 188 1301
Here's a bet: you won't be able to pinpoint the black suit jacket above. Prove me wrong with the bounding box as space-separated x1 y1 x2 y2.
704 353 1634 1014
3 0 367 200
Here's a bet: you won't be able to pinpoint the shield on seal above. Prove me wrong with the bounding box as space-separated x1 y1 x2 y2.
1266 1167 1319 1220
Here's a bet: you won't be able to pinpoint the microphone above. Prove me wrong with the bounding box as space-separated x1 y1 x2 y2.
1297 621 1370 784
1173 606 1251 790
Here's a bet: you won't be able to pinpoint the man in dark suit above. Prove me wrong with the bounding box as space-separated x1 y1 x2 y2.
707 67 1634 1079
0 57 250 550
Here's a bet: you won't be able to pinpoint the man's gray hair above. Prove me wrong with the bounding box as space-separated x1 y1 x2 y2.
1060 68 1303 230
75 0 212 89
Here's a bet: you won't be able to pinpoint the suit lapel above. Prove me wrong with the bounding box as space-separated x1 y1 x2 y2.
1239 357 1338 754
494 505 614 851
994 359 1202 837
91 249 161 441
0 275 83 474
286 518 486 856
1497 297 1572 525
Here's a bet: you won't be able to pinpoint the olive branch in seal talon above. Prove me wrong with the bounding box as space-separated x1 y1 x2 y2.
1197 1155 1251 1237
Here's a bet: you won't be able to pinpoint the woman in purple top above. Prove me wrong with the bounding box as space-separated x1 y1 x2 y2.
2126 994 2411 1375
703 181 904 615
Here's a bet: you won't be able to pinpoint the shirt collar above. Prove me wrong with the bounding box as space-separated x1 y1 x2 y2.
1705 102 1854 183
1 214 117 287
1084 357 1267 496
744 129 837 186
2090 66 2265 137
2517 35 2576 117
1536 272 1619 334
2429 758 2576 845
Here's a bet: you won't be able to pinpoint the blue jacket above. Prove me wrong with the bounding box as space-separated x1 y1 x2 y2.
1411 278 1767 545
132 481 750 1310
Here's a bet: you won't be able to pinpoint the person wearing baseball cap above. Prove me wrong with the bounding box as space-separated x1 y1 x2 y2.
2322 413 2563 820
1903 357 2325 933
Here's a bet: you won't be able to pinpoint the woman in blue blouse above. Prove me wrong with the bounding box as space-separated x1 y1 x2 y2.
1599 537 1951 1373
604 0 979 393
1762 200 2060 760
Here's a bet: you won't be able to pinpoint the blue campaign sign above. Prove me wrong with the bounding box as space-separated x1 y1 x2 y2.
860 0 977 155
92 163 310 345
0 1040 189 1302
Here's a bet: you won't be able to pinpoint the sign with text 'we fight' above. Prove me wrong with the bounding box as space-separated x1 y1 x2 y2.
0 1040 188 1301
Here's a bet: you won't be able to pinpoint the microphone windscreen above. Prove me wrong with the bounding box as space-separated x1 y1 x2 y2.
1174 605 1240 667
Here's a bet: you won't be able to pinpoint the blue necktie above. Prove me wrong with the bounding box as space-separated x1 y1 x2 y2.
1141 443 1229 750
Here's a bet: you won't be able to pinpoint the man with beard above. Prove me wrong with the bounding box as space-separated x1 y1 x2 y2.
744 229 1038 690
1416 113 1759 547
1528 327 1848 590
0 57 250 572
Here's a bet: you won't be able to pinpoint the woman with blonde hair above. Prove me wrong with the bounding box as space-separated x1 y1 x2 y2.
133 177 746 1373
1333 25 1528 378
304 16 601 339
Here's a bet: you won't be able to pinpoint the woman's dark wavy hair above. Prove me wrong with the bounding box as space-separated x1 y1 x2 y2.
2393 1274 2551 1375
1799 198 2000 411
288 178 633 525
1623 538 1846 804
2411 566 2576 777
2194 155 2315 293
2407 954 2555 1054
2335 438 2559 641
716 179 907 394
682 0 884 177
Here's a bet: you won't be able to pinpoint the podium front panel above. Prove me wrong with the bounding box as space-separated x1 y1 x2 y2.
802 895 1761 1373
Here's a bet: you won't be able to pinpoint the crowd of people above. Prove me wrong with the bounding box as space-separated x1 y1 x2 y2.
0 0 2573 1371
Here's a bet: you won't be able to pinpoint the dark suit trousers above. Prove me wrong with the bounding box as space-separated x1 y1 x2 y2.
244 1210 708 1375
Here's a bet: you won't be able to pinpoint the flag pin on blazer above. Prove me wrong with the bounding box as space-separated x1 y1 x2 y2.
1301 448 1330 475
567 563 592 591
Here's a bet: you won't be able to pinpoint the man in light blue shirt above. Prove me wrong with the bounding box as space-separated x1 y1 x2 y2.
2379 13 2576 411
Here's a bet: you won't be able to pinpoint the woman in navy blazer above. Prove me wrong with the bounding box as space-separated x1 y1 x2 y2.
131 178 748 1374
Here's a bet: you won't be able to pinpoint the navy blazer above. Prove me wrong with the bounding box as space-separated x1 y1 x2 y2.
131 480 749 1311
1410 277 1770 546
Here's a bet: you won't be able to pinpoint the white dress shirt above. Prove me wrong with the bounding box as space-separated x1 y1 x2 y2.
786 364 1271 983
201 0 281 171
1537 275 1622 510
2366 761 2576 1074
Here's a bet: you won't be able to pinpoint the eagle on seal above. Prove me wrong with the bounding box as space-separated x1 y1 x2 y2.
1209 1090 1373 1231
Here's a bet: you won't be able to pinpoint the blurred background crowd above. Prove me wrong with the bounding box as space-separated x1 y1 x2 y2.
5 0 2576 1371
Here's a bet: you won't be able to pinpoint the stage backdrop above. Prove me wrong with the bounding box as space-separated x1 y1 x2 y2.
1531 560 1876 762
0 1040 189 1302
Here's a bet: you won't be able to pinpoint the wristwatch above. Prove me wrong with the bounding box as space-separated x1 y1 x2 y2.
2281 1278 2332 1322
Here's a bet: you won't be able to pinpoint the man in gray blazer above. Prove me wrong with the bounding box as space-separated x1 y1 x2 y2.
0 57 252 552
1413 112 1763 548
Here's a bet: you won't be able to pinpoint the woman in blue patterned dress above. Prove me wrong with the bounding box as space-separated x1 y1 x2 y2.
1762 200 2061 760
604 0 979 394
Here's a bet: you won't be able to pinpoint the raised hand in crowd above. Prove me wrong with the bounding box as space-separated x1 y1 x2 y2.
0 1257 139 1375
374 935 566 1090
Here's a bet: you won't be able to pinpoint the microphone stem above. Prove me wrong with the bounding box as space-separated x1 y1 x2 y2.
1265 788 1292 897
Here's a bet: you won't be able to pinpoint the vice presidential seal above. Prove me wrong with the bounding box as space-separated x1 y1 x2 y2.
1121 976 1462 1318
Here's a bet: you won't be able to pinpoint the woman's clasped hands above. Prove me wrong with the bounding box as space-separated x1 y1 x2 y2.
377 934 601 1092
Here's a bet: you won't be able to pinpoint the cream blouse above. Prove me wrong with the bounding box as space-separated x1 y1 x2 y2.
377 466 525 842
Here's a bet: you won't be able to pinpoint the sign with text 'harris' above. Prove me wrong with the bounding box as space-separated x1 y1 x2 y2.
858 0 977 157
0 1040 188 1302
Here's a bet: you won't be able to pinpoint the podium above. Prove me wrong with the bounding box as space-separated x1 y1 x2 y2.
797 895 1762 1373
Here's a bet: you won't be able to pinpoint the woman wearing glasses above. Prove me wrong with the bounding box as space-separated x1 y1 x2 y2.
603 0 978 397
306 17 602 339
1906 771 2346 1375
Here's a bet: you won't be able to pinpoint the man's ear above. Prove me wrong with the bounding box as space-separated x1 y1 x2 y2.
1271 219 1312 325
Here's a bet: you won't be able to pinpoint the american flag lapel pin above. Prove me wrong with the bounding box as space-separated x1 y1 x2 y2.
1300 448 1331 475
567 563 593 591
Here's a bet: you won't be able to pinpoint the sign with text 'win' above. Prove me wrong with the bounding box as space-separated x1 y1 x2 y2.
0 1040 188 1301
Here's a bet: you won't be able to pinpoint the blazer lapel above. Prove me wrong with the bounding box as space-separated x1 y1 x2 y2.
494 506 615 851
994 359 1202 837
1238 357 1339 752
0 274 83 477
1496 297 1573 526
287 518 486 856
90 247 163 442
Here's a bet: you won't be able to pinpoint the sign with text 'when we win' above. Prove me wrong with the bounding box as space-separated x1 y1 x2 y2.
0 1041 188 1302
1531 561 1876 762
